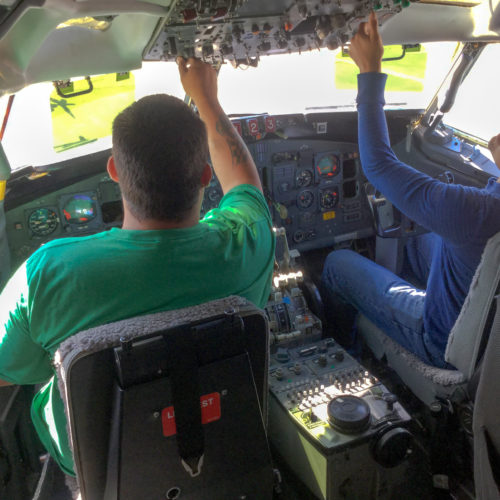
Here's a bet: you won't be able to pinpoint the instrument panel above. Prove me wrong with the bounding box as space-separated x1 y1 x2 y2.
6 175 123 267
144 0 408 67
256 139 373 251
5 119 374 268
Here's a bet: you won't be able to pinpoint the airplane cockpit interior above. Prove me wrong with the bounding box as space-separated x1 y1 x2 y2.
0 0 500 498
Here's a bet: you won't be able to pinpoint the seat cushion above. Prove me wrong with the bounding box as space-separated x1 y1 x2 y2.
358 315 467 405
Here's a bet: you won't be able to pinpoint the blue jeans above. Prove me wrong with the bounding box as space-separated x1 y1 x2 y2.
320 234 447 367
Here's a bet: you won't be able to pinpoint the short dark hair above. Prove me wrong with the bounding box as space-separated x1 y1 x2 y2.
112 94 209 222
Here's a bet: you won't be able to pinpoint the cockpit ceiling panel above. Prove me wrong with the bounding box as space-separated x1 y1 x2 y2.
0 2 162 95
0 0 499 93
143 1 500 65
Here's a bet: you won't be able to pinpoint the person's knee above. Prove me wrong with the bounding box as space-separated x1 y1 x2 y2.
321 249 359 293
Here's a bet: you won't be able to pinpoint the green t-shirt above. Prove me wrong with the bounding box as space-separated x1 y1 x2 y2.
0 184 275 475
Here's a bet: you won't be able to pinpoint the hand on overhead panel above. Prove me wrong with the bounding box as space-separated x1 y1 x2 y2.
349 11 384 74
177 57 220 114
488 133 500 168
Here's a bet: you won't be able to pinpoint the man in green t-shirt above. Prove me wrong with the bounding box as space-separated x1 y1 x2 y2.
0 59 275 475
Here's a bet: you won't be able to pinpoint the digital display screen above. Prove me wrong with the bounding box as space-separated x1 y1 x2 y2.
63 194 97 224
318 163 335 175
316 154 339 178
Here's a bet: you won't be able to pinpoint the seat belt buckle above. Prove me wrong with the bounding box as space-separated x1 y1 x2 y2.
181 454 204 477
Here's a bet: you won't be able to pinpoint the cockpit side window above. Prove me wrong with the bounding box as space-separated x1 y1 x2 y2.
443 43 500 154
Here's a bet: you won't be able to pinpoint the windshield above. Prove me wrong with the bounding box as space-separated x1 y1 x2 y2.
218 42 457 115
442 42 500 145
1 42 457 171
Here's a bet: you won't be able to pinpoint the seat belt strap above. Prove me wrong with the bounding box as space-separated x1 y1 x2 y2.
164 325 204 477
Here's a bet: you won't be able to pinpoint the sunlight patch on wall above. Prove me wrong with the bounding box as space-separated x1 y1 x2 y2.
335 45 428 92
51 73 135 153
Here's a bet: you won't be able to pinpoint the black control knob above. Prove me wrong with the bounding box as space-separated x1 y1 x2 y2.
372 427 413 468
326 37 339 51
277 39 288 49
275 368 284 381
384 393 398 411
220 44 233 56
293 363 302 375
202 44 214 57
258 40 271 52
327 395 371 434
331 13 346 29
294 37 306 48
232 24 243 43
318 354 327 367
276 348 290 363
334 351 344 362
315 15 332 40
339 32 349 45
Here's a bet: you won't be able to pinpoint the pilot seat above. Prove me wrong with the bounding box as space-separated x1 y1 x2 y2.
357 231 500 405
357 231 500 498
48 296 274 500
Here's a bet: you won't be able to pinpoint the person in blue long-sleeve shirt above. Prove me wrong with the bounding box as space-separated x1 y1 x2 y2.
321 12 500 368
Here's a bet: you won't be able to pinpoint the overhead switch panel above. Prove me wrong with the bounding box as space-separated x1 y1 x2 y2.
144 0 412 66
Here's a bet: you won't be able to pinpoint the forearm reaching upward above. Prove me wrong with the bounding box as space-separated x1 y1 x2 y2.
350 12 500 244
198 103 262 193
177 58 262 194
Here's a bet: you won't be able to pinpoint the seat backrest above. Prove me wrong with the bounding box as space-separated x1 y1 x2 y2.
473 295 500 499
445 232 500 378
54 296 274 500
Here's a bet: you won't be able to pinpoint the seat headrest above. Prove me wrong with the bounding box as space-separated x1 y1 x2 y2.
445 232 500 378
54 295 255 429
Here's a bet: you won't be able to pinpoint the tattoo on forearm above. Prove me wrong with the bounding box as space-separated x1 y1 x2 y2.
215 114 249 167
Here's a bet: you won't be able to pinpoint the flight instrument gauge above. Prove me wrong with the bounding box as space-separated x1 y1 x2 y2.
28 208 59 236
316 154 340 178
320 189 339 209
296 169 313 188
62 194 97 224
297 190 314 209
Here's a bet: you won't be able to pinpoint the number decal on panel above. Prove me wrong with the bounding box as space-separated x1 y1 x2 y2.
233 121 243 136
247 118 259 136
265 116 276 133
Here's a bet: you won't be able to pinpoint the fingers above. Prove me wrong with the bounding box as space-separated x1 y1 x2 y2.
176 57 202 73
355 21 369 40
488 133 500 151
368 11 379 38
176 57 187 75
354 13 376 40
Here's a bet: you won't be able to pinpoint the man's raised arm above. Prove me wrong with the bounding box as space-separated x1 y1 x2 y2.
177 58 262 194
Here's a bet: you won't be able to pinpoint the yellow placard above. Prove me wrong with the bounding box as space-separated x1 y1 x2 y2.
323 211 336 221
51 73 135 153
0 180 5 201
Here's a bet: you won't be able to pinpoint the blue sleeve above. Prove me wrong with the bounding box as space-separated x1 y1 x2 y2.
0 262 53 384
357 72 493 245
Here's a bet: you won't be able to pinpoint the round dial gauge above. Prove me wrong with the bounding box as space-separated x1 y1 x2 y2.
320 189 339 209
297 190 314 209
296 169 313 188
207 187 221 202
28 208 59 236
316 154 340 178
